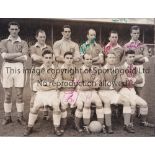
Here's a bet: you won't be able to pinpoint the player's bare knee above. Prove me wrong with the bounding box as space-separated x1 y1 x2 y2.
76 102 83 110
16 92 23 102
96 106 103 109
140 104 148 109
84 105 90 109
121 96 130 106
95 100 103 107
4 90 12 103
53 105 60 112
104 102 111 108
30 107 39 114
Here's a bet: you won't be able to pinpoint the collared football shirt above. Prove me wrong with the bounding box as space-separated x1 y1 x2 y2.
0 35 28 63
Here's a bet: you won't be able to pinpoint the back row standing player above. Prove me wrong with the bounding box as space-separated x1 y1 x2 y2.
80 28 104 67
0 22 28 125
104 30 124 66
53 25 81 67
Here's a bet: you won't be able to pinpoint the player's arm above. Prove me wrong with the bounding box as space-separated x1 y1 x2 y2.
93 45 104 65
30 46 43 64
91 74 100 89
134 54 144 61
137 45 149 63
0 40 23 59
73 43 81 62
31 54 43 64
53 42 64 63
134 67 143 84
38 84 52 91
15 40 29 61
10 41 29 62
12 55 28 62
1 52 23 60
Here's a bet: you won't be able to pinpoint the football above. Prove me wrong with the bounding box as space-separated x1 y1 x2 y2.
88 121 102 133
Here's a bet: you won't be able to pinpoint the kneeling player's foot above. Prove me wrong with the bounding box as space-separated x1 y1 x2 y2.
2 116 12 125
17 116 26 125
60 127 65 134
124 125 135 133
140 122 155 128
75 126 83 133
54 127 63 136
106 126 114 134
83 126 90 134
102 125 106 134
24 127 33 136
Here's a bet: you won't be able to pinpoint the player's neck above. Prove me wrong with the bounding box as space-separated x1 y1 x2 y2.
63 37 71 41
107 64 115 68
110 42 117 47
10 35 19 41
37 42 46 47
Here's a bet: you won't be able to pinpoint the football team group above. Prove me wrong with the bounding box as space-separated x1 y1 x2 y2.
0 21 154 136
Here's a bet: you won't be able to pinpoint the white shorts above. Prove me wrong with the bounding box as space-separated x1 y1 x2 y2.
34 90 60 107
98 90 120 104
60 90 78 108
1 62 24 88
76 90 101 106
119 87 147 106
135 65 145 87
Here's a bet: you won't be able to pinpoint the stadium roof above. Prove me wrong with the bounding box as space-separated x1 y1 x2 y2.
63 18 154 25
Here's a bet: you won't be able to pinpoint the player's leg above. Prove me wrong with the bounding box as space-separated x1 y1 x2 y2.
118 95 135 133
135 96 154 127
51 97 62 136
24 103 41 136
75 96 83 132
92 91 105 133
82 92 92 133
98 91 113 134
15 87 26 125
2 63 13 125
60 91 68 133
14 63 26 125
2 88 13 125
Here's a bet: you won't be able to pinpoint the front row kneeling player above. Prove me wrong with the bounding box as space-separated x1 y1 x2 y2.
24 50 62 136
119 50 154 129
98 52 134 134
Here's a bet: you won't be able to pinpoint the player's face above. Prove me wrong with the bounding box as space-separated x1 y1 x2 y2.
43 54 53 67
36 32 46 45
84 54 93 67
64 54 73 65
8 25 20 38
106 54 116 65
126 54 135 65
62 28 71 39
87 30 96 43
131 29 140 41
109 33 118 44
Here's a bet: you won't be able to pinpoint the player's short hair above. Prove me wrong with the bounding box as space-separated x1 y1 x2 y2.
105 50 116 59
62 25 71 31
8 21 20 29
130 25 140 33
125 50 135 56
109 30 118 37
83 53 92 60
42 50 53 57
35 29 46 37
64 51 73 58
87 28 96 35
